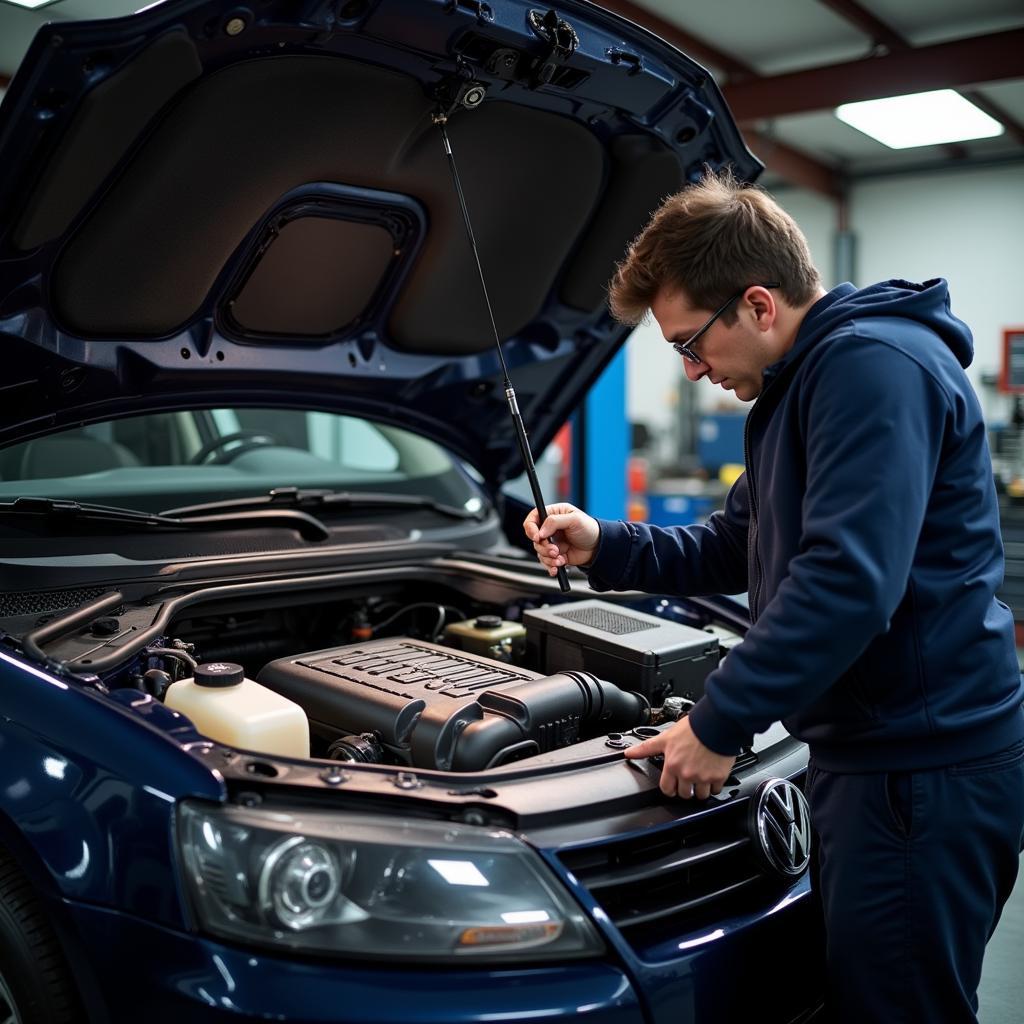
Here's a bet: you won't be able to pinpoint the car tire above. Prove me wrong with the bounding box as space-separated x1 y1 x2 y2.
0 851 83 1023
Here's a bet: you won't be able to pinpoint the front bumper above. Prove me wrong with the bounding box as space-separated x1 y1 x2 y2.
62 874 822 1024
630 875 825 1024
62 901 642 1024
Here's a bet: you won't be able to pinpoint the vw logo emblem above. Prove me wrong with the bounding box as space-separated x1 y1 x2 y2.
748 778 812 877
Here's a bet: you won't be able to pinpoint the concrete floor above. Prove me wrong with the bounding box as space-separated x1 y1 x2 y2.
979 857 1024 1023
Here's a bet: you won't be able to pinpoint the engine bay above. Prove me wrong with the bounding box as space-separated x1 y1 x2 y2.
10 579 739 773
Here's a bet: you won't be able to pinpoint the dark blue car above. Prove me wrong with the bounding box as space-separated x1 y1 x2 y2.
0 0 823 1020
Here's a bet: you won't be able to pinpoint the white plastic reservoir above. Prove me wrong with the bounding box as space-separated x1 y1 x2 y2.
165 661 310 759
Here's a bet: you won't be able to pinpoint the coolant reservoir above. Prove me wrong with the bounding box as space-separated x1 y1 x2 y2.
165 661 309 759
444 615 526 662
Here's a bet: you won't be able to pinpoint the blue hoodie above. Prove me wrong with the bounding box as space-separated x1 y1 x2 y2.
588 279 1024 771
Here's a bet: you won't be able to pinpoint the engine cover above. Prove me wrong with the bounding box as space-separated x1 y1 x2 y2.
258 638 648 771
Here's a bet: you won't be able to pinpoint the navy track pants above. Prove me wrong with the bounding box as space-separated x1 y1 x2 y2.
806 739 1024 1024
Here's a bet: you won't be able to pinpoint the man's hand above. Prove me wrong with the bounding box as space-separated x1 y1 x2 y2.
624 717 735 799
523 503 600 577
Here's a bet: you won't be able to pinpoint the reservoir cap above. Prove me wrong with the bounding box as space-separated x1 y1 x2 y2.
194 662 245 688
473 615 502 630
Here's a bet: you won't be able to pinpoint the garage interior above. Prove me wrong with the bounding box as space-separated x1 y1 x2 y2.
0 0 1021 1020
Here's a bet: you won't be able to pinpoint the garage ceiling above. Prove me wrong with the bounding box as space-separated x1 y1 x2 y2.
0 0 1021 198
603 0 1024 196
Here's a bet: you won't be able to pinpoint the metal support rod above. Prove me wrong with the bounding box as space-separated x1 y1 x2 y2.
436 115 571 593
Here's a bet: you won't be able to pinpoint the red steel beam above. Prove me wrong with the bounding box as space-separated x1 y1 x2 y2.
723 28 1024 121
743 130 845 199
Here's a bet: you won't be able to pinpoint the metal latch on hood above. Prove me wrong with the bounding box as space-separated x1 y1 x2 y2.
457 11 579 90
527 9 579 88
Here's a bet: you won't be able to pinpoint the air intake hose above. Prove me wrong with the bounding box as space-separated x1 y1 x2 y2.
438 671 649 772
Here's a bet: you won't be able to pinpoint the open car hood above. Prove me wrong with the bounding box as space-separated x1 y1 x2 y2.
0 0 760 490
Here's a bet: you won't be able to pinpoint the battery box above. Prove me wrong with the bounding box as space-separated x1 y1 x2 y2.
524 599 720 705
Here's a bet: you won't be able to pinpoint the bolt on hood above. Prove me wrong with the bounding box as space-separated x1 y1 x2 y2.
0 0 760 490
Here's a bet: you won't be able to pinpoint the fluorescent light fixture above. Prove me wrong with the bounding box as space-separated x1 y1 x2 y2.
836 90 1003 149
0 0 63 8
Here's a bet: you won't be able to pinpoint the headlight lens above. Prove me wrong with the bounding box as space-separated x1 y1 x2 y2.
258 838 341 930
177 801 604 961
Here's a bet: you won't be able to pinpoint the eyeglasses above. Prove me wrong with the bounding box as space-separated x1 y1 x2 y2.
672 283 781 364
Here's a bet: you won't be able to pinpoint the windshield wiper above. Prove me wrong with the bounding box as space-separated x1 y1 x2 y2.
0 497 330 541
162 487 488 522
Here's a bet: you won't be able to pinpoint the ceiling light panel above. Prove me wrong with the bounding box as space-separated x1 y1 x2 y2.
835 89 1005 149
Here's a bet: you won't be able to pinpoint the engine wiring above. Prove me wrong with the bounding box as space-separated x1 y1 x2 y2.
369 601 468 642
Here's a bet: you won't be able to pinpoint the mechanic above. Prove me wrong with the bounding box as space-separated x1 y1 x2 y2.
523 170 1024 1024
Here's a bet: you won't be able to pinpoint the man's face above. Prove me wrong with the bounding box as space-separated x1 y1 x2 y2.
651 285 782 402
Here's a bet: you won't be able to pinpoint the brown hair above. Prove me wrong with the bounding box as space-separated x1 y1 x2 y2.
607 169 821 326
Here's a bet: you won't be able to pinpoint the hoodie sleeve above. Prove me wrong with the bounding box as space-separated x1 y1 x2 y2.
586 473 749 596
688 335 949 755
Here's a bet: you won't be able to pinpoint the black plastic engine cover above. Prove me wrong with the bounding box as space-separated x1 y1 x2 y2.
257 638 648 771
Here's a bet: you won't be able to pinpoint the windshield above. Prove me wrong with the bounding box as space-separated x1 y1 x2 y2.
0 408 485 514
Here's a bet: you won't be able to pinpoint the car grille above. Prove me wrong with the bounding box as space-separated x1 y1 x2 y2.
559 762 798 950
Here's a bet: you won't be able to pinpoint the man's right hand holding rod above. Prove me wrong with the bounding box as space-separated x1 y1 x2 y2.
523 502 600 577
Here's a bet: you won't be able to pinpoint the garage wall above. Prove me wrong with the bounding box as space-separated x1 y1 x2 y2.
771 186 837 289
850 163 1024 425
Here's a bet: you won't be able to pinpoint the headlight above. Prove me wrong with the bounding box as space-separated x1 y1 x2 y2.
177 801 604 961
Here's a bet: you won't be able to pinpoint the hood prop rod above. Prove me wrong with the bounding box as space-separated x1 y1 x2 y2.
433 108 571 593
